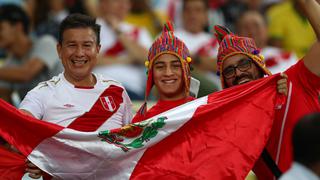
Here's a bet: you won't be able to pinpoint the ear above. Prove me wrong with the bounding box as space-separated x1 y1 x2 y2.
56 43 62 59
96 44 101 54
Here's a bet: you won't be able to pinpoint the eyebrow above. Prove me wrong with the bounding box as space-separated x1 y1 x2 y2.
154 61 165 65
224 58 250 69
171 60 181 64
154 59 180 65
239 58 250 62
65 40 95 44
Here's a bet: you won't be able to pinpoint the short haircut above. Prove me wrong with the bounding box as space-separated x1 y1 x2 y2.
292 112 320 166
0 4 30 34
182 0 208 11
58 13 101 45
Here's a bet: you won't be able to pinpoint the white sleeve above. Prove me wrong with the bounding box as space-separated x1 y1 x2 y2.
121 89 133 125
19 86 46 119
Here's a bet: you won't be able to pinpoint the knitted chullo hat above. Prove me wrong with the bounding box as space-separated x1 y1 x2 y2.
214 25 272 89
138 21 192 116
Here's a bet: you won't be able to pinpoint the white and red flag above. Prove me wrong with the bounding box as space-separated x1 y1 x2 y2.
0 75 284 179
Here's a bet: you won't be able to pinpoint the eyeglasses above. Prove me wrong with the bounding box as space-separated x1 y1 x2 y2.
222 58 252 79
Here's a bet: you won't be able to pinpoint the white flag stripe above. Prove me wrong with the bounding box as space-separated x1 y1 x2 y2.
28 96 208 179
105 97 114 112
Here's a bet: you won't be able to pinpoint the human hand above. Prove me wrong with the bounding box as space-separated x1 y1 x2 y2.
25 160 42 179
105 15 121 33
276 73 288 96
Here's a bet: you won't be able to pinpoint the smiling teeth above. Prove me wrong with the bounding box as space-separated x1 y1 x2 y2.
163 80 175 84
238 79 250 84
72 60 87 65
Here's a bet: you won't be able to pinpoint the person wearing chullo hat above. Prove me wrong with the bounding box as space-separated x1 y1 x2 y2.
214 0 320 179
132 22 195 123
214 25 273 89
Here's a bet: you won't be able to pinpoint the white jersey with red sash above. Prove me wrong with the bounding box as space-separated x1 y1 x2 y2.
97 18 152 56
175 29 216 55
19 73 133 132
94 19 152 97
262 46 298 74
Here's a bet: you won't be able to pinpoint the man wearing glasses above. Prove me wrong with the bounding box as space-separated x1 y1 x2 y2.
214 0 320 179
222 57 266 87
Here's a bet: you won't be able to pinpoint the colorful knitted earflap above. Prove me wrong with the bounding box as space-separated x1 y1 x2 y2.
214 25 272 88
137 21 192 116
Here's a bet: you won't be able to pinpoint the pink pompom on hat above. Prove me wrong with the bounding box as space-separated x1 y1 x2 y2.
138 21 192 116
214 25 272 88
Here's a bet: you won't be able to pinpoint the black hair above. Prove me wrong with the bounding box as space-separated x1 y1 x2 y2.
0 4 30 34
58 13 101 44
293 112 320 166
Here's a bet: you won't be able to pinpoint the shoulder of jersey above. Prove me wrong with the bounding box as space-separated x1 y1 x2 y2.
97 74 124 88
35 75 62 90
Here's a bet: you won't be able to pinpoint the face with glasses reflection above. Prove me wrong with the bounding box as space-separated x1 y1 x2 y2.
222 54 263 88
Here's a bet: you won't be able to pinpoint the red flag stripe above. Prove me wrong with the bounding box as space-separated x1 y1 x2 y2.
0 100 63 156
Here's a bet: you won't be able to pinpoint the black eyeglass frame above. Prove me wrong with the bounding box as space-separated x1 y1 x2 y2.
222 58 253 79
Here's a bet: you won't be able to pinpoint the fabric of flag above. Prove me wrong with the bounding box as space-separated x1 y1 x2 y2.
0 75 284 179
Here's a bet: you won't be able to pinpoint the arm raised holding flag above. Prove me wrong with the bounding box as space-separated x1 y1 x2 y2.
298 0 320 76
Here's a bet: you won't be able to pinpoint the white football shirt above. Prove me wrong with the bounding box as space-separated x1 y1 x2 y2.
20 73 133 131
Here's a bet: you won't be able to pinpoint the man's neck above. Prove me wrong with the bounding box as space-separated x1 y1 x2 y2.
64 73 97 88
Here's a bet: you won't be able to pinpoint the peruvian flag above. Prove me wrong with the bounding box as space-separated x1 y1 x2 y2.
0 75 284 179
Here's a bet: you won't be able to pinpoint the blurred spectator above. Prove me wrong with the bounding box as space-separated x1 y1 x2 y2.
207 0 226 28
219 0 280 32
176 0 210 54
0 0 22 6
81 0 99 17
65 0 91 15
219 0 249 31
149 0 170 17
175 0 220 95
280 112 320 180
267 0 316 58
24 0 68 39
0 1 23 66
166 0 183 29
237 10 297 74
47 0 69 23
94 0 153 100
0 4 62 104
125 0 167 38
